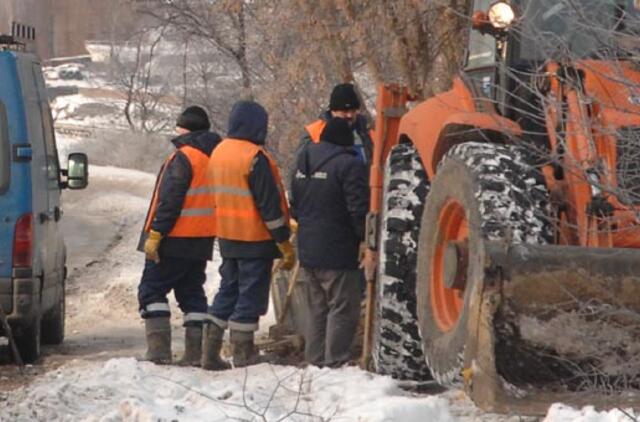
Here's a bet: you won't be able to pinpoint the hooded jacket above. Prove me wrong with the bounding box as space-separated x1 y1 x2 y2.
290 138 369 269
212 101 290 259
138 130 222 261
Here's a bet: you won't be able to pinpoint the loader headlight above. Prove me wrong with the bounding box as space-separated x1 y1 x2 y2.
488 2 516 29
586 169 602 197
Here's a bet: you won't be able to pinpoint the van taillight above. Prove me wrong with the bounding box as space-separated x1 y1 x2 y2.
13 213 33 268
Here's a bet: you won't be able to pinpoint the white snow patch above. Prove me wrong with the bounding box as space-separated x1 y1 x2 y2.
544 403 638 422
0 359 456 422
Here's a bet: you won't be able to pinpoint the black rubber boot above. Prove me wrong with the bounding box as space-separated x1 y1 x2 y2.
201 323 231 370
231 330 267 368
176 326 203 367
144 317 172 364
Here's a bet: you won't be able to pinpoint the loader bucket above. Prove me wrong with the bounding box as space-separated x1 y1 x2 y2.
465 243 640 414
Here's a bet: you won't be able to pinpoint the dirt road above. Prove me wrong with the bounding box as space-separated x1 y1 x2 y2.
0 166 156 392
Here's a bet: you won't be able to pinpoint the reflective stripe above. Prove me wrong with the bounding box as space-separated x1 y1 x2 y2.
186 186 252 196
229 320 259 332
180 208 213 217
265 216 286 230
212 186 252 197
187 186 214 195
206 314 228 329
184 312 208 323
146 302 171 312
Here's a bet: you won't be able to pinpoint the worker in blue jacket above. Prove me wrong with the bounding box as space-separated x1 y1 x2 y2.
290 117 369 367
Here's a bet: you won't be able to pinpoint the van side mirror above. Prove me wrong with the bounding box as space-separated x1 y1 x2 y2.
65 152 88 190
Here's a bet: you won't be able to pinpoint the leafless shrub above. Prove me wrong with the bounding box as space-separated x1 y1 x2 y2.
151 365 340 421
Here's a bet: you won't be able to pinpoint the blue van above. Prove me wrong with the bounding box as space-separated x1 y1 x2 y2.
0 38 88 363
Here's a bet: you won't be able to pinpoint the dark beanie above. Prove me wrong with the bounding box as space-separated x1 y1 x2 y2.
320 118 354 147
176 106 210 132
329 83 361 111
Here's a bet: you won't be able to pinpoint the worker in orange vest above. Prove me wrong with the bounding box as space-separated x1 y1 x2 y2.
296 83 373 166
202 101 295 370
137 106 221 365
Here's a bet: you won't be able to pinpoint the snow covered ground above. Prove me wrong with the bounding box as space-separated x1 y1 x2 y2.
49 170 635 419
0 63 638 422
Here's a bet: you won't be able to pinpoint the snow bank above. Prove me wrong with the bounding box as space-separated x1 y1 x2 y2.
544 403 638 422
0 359 455 422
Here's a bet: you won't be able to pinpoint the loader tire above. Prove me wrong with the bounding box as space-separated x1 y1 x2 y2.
371 143 432 381
416 142 552 387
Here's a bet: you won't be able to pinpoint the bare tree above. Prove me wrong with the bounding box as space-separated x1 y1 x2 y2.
138 0 253 98
112 25 176 134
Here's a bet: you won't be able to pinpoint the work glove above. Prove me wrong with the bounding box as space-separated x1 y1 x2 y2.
144 230 163 264
289 218 299 234
277 240 296 271
359 247 377 282
358 242 367 261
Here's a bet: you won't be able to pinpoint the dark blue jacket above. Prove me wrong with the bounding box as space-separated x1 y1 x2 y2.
218 101 290 259
138 130 221 261
290 141 369 269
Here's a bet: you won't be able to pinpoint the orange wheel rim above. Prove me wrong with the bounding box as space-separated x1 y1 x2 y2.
431 199 468 332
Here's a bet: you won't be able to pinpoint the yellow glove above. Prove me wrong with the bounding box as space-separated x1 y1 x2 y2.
277 240 296 271
144 230 163 263
290 219 299 234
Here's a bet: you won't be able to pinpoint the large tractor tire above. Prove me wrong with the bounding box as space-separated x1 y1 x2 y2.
416 142 552 387
372 143 432 380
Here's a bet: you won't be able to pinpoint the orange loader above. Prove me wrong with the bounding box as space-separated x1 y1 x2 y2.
362 0 640 414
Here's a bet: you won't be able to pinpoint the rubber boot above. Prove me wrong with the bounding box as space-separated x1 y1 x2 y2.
231 329 268 368
144 317 172 364
175 326 203 367
201 322 231 370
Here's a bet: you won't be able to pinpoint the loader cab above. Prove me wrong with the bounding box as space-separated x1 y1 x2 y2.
0 35 88 363
465 0 640 155
466 0 640 104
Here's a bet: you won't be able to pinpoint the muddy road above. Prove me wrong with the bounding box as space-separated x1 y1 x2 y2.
0 167 156 392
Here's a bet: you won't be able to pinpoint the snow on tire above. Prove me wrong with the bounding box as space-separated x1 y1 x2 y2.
416 141 552 388
371 143 432 381
447 142 553 245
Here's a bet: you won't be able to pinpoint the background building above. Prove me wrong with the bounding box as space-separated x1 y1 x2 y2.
0 0 141 59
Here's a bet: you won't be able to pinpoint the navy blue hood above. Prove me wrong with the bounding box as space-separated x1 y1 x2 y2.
227 101 269 145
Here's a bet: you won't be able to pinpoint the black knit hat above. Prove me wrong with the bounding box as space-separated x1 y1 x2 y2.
329 83 361 111
320 117 354 147
176 106 211 132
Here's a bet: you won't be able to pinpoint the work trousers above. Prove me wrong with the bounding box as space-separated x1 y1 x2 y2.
303 267 361 367
209 257 273 332
137 257 208 326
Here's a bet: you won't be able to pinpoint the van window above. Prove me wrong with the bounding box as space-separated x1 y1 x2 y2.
0 101 9 194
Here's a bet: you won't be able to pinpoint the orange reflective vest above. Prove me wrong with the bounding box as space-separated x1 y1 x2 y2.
305 118 375 145
208 138 289 242
144 145 216 237
304 119 326 144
